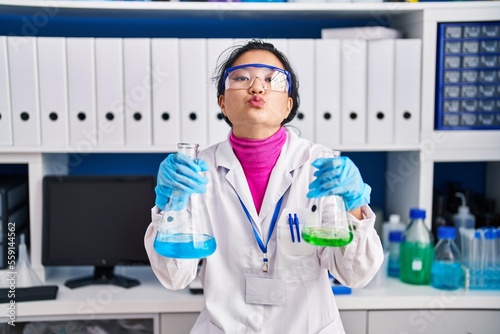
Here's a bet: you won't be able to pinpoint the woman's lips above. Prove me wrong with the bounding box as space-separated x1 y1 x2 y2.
247 96 265 108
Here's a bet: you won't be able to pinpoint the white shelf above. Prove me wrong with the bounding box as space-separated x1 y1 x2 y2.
1 1 497 12
421 131 500 162
0 1 469 12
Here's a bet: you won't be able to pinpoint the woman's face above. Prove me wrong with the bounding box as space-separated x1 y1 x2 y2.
218 50 293 139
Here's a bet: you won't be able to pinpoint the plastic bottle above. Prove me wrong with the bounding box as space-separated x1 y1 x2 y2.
453 192 476 250
431 193 452 242
431 226 462 290
154 143 216 259
382 214 406 251
400 208 434 285
387 230 403 278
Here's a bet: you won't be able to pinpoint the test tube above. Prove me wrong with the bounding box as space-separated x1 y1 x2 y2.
496 229 500 268
484 228 496 289
496 229 500 288
472 230 482 288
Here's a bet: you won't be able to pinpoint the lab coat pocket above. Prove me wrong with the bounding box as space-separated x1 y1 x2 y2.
208 322 224 334
317 317 345 334
278 208 314 256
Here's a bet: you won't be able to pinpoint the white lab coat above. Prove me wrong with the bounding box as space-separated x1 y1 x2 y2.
145 128 384 334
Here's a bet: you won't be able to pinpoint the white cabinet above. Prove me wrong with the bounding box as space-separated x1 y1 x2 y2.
160 313 198 334
340 311 367 334
368 310 500 334
159 311 367 334
1 314 158 334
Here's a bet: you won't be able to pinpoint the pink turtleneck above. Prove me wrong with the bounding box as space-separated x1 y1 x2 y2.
229 127 287 214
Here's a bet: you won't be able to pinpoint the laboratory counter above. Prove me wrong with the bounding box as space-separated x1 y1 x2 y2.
2 266 500 334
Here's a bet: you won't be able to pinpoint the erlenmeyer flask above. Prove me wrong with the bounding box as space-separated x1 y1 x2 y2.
302 196 353 247
302 151 354 247
154 143 216 259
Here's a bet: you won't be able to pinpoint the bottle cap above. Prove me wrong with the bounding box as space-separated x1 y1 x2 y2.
389 230 404 242
485 228 495 240
409 208 426 219
389 214 400 224
437 226 456 239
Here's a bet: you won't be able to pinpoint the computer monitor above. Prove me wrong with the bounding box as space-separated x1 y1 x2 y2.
42 175 155 289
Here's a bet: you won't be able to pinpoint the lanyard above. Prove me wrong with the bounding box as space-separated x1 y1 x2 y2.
239 196 284 273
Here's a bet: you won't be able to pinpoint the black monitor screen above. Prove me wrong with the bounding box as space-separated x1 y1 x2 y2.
42 175 155 288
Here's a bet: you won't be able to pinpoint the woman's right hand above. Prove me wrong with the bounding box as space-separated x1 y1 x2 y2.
155 153 209 211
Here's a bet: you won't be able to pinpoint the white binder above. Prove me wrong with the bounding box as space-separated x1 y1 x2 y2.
288 39 315 141
123 38 152 146
0 36 12 146
7 36 41 146
151 38 180 147
179 39 208 145
67 38 97 148
341 39 367 145
314 39 341 147
95 38 124 146
367 39 395 144
394 39 421 144
38 37 69 147
266 39 288 54
207 38 233 145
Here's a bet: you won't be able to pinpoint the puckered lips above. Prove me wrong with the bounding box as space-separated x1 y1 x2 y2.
247 95 265 108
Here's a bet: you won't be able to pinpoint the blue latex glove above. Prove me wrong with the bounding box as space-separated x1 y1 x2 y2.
155 153 209 211
307 156 371 211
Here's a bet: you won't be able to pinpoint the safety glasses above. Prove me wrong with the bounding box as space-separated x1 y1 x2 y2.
222 63 292 94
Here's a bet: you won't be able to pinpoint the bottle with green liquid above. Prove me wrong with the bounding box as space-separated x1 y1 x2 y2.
400 208 434 285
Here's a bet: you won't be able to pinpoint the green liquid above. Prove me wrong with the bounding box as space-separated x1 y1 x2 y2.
399 241 434 285
301 227 353 247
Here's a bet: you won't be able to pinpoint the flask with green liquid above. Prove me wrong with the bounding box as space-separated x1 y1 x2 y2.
302 194 353 247
302 150 353 248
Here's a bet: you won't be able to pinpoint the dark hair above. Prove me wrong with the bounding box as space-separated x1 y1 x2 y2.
213 39 300 127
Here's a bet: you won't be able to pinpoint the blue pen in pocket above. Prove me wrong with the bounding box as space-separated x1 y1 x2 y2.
294 213 301 242
288 213 295 242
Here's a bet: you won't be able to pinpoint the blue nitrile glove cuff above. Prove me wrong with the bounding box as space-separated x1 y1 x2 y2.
155 186 191 212
344 183 371 211
154 153 208 211
306 156 371 211
155 185 169 211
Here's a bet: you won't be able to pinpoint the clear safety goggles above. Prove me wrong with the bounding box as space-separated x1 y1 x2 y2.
222 63 292 94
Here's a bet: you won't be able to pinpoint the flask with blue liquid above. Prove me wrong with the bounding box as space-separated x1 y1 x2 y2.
154 143 216 259
431 226 462 290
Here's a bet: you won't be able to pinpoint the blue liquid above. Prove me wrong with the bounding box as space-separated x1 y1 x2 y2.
388 260 400 278
154 233 216 259
431 261 463 290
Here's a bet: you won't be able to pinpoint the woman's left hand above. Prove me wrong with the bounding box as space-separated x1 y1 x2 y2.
307 156 371 211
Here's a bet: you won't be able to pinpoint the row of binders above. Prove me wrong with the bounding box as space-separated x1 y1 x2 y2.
0 36 421 149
